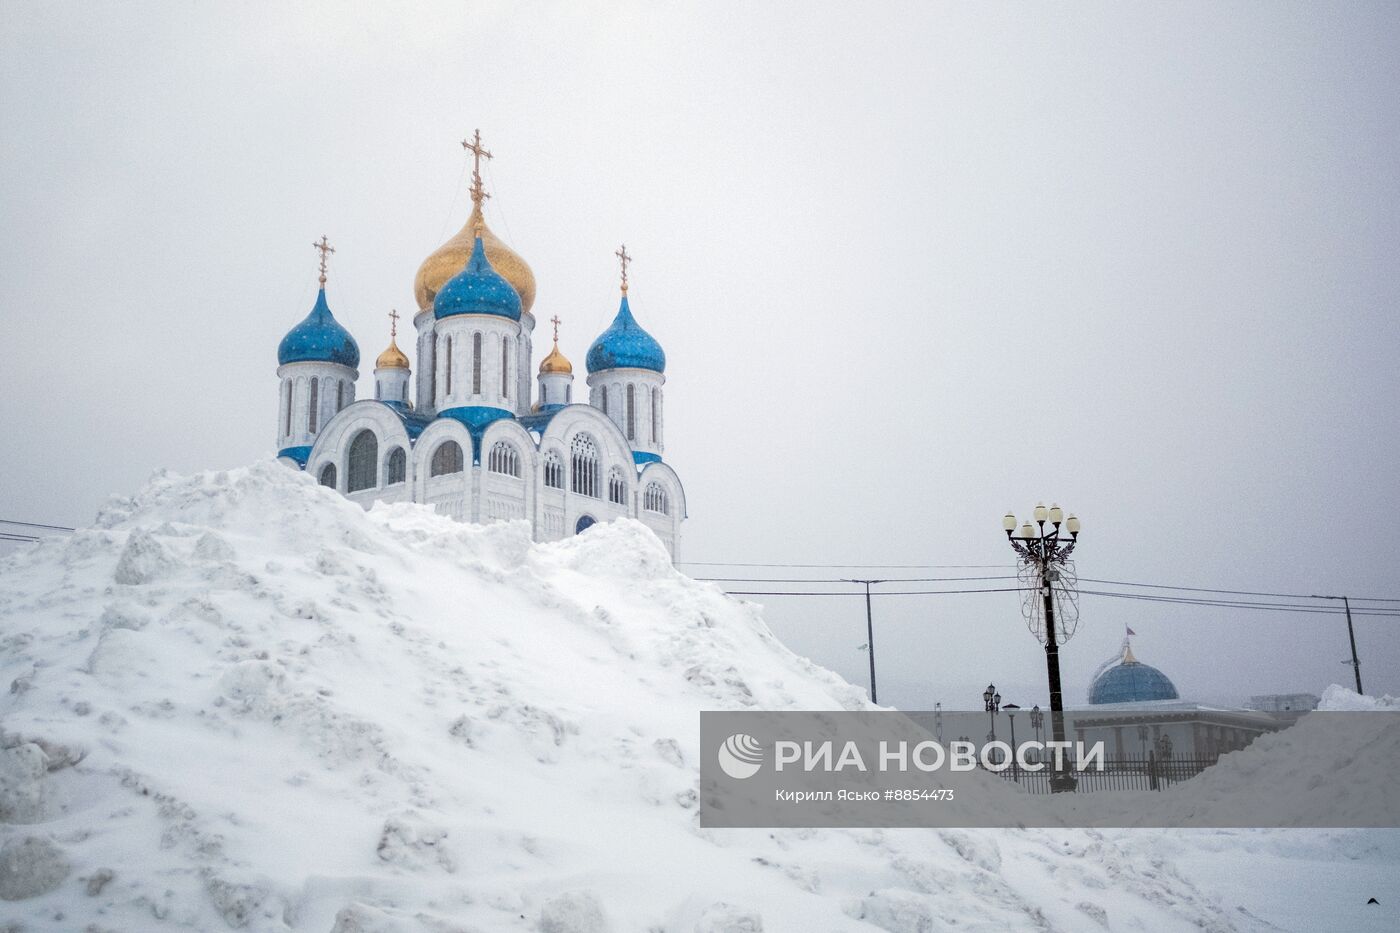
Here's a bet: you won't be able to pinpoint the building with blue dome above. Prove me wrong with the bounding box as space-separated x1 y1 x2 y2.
273 134 686 555
1087 643 1181 705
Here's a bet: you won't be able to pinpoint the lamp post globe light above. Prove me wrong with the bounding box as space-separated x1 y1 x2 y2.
1004 503 1081 793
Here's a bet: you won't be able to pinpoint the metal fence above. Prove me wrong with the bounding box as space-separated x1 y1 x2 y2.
985 753 1214 794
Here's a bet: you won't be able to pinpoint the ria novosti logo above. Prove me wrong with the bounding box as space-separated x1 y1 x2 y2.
717 733 764 779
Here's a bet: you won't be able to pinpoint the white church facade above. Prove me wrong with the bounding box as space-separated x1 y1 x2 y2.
273 134 685 555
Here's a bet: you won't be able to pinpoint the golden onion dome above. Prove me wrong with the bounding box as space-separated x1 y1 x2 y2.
413 201 536 315
375 335 410 370
539 341 572 375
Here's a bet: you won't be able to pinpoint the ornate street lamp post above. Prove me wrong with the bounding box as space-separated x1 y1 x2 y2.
1029 704 1044 763
1004 503 1081 793
1003 703 1020 780
983 683 1001 745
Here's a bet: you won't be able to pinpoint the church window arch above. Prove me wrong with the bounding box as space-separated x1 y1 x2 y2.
543 450 564 489
308 379 319 433
575 514 596 535
282 380 292 437
336 380 345 412
488 440 521 478
607 467 627 506
566 383 572 404
445 336 453 396
599 386 608 416
347 430 378 492
385 447 406 485
318 463 336 489
472 332 482 394
570 434 600 498
651 387 659 443
431 440 464 477
502 337 511 398
644 482 669 515
626 384 636 441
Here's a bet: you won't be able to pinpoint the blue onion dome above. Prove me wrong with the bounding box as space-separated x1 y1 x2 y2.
278 287 360 368
1088 644 1180 705
433 235 522 321
586 295 665 374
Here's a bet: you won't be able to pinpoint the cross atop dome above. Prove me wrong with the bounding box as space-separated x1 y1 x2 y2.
616 243 632 294
312 235 335 286
462 129 493 206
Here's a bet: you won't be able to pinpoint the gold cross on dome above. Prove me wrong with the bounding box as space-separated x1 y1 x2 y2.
550 314 562 343
615 244 632 293
388 308 400 339
312 235 335 284
461 129 493 204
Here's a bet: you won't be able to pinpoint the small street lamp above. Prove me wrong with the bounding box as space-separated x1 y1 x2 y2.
1029 705 1044 763
1003 703 1020 780
1004 503 1081 793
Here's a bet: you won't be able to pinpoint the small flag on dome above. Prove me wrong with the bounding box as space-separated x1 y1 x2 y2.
1126 626 1136 636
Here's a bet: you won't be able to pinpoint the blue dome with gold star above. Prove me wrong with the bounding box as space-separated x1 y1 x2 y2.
277 288 360 368
586 295 665 374
434 235 522 321
1088 644 1180 705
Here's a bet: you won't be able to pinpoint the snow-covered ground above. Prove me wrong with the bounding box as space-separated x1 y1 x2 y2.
1 463 1396 931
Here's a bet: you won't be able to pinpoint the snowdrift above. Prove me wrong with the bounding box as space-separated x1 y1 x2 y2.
0 462 1383 931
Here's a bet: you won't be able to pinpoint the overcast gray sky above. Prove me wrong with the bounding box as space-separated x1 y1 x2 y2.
3 1 1398 708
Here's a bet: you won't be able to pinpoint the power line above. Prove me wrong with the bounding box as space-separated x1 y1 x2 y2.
0 518 75 532
1080 577 1400 605
680 561 1015 569
696 574 1019 584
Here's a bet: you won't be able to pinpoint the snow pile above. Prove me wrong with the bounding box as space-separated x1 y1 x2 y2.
1319 684 1399 711
0 463 1373 931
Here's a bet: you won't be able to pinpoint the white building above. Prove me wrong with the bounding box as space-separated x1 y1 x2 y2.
274 141 686 555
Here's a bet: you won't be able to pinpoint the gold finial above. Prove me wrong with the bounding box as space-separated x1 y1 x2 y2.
615 243 632 294
550 314 561 345
388 308 400 340
461 129 493 206
312 235 335 286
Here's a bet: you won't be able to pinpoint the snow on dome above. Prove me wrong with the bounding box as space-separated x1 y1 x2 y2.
0 462 1349 930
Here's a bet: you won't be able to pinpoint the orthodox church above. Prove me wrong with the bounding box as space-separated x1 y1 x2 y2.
274 132 685 556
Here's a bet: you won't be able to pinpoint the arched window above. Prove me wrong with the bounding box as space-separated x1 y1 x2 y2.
599 386 608 416
445 336 453 396
283 380 292 436
543 450 564 489
488 441 520 477
472 332 482 394
346 430 378 492
644 482 669 515
651 387 659 442
336 380 345 412
626 384 636 441
566 383 572 404
318 463 336 488
385 447 406 485
502 337 510 398
309 379 321 433
431 440 464 476
608 467 627 505
570 434 600 498
575 515 596 535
